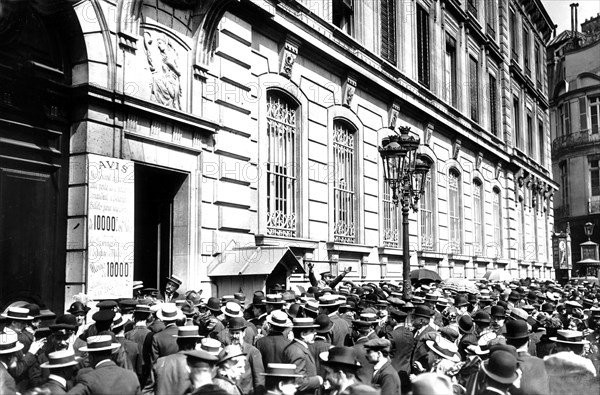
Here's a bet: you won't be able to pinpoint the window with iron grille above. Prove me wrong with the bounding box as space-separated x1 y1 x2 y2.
333 0 353 36
510 9 518 61
383 182 400 247
420 166 434 250
448 169 462 253
493 187 502 257
473 179 483 255
559 102 570 135
333 120 356 243
591 160 600 197
538 118 545 166
445 35 457 107
416 5 430 88
560 161 569 207
523 27 530 74
469 56 479 122
591 97 600 134
513 96 522 149
486 0 496 37
489 73 498 136
266 92 298 237
380 0 396 64
467 0 478 17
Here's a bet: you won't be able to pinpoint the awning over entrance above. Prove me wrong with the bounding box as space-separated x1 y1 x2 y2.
208 246 305 277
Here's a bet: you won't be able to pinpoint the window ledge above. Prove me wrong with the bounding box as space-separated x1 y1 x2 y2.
378 246 404 257
255 234 318 250
416 251 445 262
448 254 471 262
326 241 373 256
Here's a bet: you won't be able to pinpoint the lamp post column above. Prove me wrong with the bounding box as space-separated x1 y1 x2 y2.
402 191 412 300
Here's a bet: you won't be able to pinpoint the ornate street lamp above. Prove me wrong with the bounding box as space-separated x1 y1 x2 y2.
379 126 432 300
584 222 595 241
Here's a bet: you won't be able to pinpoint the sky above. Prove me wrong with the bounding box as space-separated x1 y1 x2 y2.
541 0 600 33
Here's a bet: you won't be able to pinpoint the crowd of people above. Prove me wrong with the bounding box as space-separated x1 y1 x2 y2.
1 269 599 395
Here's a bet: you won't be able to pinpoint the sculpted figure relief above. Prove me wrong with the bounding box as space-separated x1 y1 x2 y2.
144 32 182 110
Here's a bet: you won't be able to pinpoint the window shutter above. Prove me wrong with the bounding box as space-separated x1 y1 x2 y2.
380 0 396 64
580 97 588 130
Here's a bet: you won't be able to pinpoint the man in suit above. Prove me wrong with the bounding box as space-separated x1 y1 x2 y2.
2 307 35 353
350 313 379 384
311 314 333 382
213 345 247 395
150 304 183 364
283 318 323 395
161 274 184 303
385 308 414 392
38 349 80 394
364 338 401 395
228 317 265 395
112 314 142 376
318 294 351 347
504 319 549 395
0 332 23 395
319 347 368 395
410 305 436 374
143 325 200 395
125 305 152 384
68 335 141 394
256 310 292 367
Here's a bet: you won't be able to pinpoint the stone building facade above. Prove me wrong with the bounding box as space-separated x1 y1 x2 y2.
550 9 600 279
0 0 556 310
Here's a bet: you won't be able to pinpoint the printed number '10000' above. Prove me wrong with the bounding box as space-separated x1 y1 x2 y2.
93 215 117 231
107 262 129 277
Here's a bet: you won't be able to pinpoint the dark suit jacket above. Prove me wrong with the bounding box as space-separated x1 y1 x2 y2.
371 360 402 395
256 331 291 366
40 377 68 394
352 332 378 384
68 360 141 395
150 324 178 364
283 340 321 395
240 342 265 395
143 351 189 395
386 325 414 373
309 337 331 380
0 362 17 395
410 325 435 373
330 313 351 347
512 351 549 395
117 337 143 376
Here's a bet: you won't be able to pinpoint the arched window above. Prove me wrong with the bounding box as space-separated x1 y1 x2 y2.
473 179 483 255
493 187 502 257
333 120 357 243
448 169 462 253
266 91 298 237
420 164 435 250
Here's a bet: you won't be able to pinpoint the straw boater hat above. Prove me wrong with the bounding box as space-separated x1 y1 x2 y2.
291 317 319 329
217 345 247 365
426 337 460 363
0 333 24 354
200 338 223 356
260 363 303 377
221 302 243 318
1 307 34 321
156 303 184 322
266 310 293 328
79 335 121 352
172 325 202 339
264 294 285 306
166 274 183 287
40 350 80 369
549 330 590 345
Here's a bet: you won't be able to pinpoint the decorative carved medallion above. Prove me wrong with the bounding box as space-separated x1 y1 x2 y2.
342 75 357 107
280 37 300 79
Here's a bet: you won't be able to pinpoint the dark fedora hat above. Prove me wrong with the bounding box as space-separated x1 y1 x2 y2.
96 300 118 310
457 315 474 333
505 319 529 339
252 294 265 306
454 295 469 307
92 309 115 323
319 346 361 369
228 317 247 331
472 311 491 324
315 314 334 334
260 363 303 377
413 305 432 319
491 305 506 318
286 303 303 319
481 350 519 384
50 314 78 332
204 297 222 312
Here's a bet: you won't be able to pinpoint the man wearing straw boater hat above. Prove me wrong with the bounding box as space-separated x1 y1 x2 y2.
2 306 35 353
261 363 303 395
256 310 292 366
150 303 184 364
144 325 202 395
0 332 23 394
282 317 323 395
38 349 79 393
161 274 184 303
69 335 140 394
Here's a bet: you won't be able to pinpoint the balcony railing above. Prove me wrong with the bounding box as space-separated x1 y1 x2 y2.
553 129 600 152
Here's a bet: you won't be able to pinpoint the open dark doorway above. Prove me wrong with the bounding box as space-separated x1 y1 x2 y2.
134 164 189 294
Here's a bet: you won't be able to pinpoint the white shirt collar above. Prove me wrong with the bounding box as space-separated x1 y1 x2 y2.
49 374 67 388
95 359 112 368
0 361 7 369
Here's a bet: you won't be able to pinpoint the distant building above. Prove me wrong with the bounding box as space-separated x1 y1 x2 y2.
0 0 556 311
550 5 600 279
